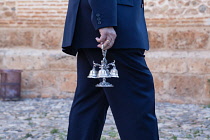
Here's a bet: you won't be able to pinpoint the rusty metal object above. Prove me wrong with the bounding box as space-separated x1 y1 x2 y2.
0 69 22 101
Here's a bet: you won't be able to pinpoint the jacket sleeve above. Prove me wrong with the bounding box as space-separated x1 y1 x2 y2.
88 0 117 30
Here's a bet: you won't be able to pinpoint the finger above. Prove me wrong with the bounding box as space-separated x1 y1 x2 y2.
97 42 105 49
98 43 107 50
106 42 114 50
101 44 105 50
105 34 116 49
103 38 112 49
98 33 107 43
95 37 100 43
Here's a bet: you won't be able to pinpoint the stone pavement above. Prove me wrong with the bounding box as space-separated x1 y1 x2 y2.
0 98 209 140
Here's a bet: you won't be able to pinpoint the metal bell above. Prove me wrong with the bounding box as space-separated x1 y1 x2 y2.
98 68 110 78
110 67 119 78
87 68 98 78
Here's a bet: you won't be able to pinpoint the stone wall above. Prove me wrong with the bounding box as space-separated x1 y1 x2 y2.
0 0 210 104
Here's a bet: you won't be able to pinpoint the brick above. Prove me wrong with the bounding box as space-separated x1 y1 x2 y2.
167 30 209 50
2 0 205 27
5 1 16 7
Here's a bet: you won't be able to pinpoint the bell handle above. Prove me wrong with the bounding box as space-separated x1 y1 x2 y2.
108 60 116 67
101 49 107 58
93 61 100 67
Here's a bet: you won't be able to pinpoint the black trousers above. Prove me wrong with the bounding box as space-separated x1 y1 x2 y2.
67 48 159 140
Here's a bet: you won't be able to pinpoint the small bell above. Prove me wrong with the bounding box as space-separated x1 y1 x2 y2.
88 68 98 78
110 67 119 78
98 68 110 78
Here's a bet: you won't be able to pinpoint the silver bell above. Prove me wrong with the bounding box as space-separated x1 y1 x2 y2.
98 68 110 78
110 67 119 78
88 68 98 78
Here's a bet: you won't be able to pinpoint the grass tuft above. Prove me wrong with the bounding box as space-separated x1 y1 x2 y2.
50 128 59 134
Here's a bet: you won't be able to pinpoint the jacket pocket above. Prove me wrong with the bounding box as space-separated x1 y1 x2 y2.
117 0 134 7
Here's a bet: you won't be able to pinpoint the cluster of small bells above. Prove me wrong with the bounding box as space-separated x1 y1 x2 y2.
87 49 119 87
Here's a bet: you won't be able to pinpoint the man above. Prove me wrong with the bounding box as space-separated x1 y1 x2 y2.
62 0 159 139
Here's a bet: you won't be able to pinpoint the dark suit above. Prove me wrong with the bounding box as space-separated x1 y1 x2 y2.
62 0 149 56
61 0 159 139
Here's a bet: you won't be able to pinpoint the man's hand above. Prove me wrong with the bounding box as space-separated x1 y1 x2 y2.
95 27 117 50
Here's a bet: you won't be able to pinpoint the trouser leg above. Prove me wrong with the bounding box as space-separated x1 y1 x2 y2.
83 48 159 140
67 49 109 140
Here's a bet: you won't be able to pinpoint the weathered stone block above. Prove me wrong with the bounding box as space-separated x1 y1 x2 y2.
22 71 41 90
188 58 210 74
45 53 77 71
148 31 165 49
167 30 209 50
1 49 76 71
2 50 47 70
21 71 77 98
146 57 187 73
153 73 168 95
0 29 33 47
168 75 205 103
59 72 77 93
153 73 209 104
34 28 63 49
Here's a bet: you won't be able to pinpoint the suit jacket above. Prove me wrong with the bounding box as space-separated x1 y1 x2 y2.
61 0 149 56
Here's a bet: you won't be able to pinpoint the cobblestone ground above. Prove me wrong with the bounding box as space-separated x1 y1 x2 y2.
0 98 209 140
